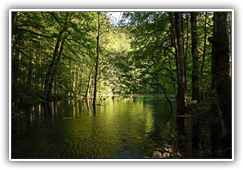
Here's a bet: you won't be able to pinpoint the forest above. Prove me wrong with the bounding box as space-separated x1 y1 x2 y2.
11 11 232 159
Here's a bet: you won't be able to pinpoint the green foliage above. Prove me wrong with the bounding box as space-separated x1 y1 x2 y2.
116 12 176 96
11 11 231 111
12 12 98 106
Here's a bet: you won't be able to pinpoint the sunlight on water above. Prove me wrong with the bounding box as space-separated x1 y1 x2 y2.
12 97 162 158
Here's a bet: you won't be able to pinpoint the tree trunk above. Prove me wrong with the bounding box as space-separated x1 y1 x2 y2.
27 54 33 86
70 58 72 97
81 65 84 95
86 66 93 98
190 12 200 102
93 12 100 108
185 13 189 93
44 31 64 100
73 65 76 95
93 42 99 107
170 12 188 112
200 12 207 101
12 12 18 24
209 12 231 138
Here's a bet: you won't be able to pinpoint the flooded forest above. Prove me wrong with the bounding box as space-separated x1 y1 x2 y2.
11 11 232 159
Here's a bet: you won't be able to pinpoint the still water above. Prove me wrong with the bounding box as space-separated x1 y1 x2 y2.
11 97 221 159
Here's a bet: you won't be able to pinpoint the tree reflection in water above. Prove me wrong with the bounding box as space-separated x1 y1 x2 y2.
11 97 231 159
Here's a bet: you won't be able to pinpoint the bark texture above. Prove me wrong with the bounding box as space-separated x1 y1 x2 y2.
170 12 188 112
209 12 231 137
190 12 200 101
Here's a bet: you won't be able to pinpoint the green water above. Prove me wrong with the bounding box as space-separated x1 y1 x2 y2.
11 97 225 159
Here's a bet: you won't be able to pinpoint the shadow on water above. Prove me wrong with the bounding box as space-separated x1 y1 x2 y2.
147 102 231 159
173 115 231 158
11 97 231 159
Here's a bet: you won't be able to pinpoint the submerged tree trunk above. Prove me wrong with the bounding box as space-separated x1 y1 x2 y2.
170 12 188 112
190 12 200 102
209 12 231 139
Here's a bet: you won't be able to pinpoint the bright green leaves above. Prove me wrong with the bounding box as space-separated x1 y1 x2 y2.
12 12 103 105
116 12 176 95
11 11 223 108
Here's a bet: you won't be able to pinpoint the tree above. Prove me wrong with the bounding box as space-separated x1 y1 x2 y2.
92 12 101 108
86 64 94 98
92 12 113 108
200 12 208 101
209 12 231 138
190 12 200 102
169 12 188 112
44 29 65 100
11 12 98 107
11 11 231 126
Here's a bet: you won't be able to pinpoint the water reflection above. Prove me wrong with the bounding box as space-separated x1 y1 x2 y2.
11 97 231 159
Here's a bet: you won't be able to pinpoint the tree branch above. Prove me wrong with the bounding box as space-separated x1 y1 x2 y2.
17 28 55 39
164 46 176 57
47 12 71 35
47 12 66 29
13 24 44 28
198 48 203 53
145 81 173 112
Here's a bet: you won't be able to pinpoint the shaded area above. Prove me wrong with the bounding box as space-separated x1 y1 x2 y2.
12 97 231 159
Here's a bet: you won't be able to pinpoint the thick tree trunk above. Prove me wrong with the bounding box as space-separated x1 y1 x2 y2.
190 12 200 101
209 12 231 138
170 12 188 112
